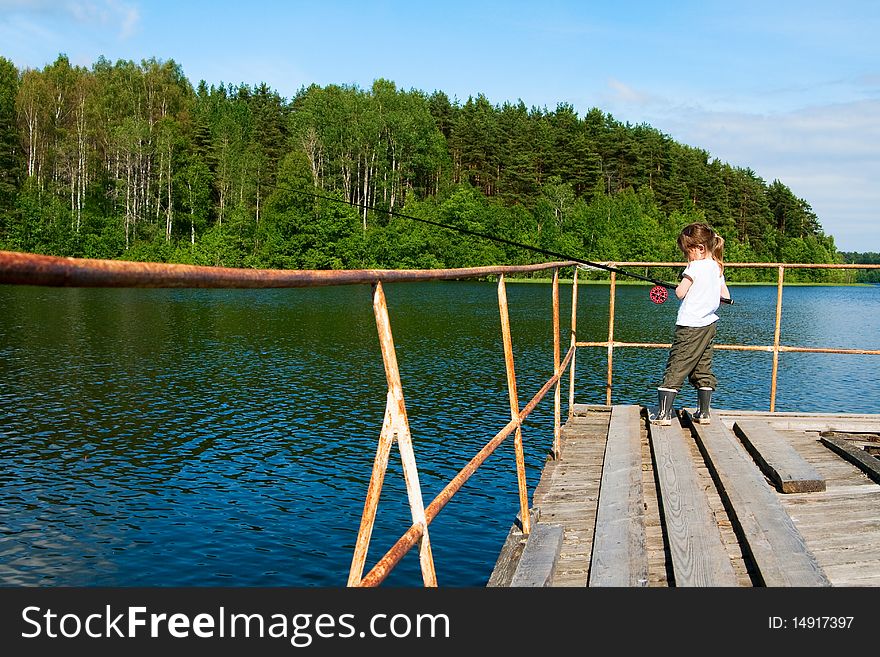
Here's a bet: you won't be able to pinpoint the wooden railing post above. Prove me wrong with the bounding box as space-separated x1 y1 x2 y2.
498 274 531 535
606 270 617 405
568 267 579 418
552 268 561 459
348 281 437 586
770 265 785 412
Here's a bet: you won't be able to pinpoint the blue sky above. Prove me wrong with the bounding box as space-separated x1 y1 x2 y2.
1 0 878 251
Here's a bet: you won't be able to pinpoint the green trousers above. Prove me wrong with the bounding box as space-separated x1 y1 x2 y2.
660 322 718 391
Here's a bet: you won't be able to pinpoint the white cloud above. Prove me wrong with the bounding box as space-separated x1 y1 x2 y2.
67 0 140 39
680 101 880 165
666 100 880 250
594 81 880 252
113 0 139 38
0 0 140 39
605 77 652 106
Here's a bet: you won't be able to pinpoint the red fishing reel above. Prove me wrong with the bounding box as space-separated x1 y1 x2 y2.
649 285 669 304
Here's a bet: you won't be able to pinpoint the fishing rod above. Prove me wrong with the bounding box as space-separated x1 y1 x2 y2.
268 182 733 305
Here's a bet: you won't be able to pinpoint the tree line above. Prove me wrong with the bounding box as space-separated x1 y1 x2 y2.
839 252 880 283
0 54 859 282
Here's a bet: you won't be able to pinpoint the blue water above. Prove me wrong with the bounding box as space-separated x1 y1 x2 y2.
0 281 878 587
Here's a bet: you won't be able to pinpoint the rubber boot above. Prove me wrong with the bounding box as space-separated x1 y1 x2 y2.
649 388 677 425
693 387 712 424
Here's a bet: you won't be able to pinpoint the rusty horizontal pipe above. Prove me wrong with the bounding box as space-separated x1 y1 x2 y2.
0 250 575 288
778 346 880 355
356 345 576 587
575 341 879 355
576 341 667 348
581 261 880 270
577 341 770 351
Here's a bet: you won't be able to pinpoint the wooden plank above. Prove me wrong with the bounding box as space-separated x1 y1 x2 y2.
785 501 880 519
649 418 738 586
588 405 648 587
717 410 880 433
683 410 831 587
640 421 670 588
486 508 540 587
784 488 880 505
510 523 565 587
733 419 826 493
823 569 880 586
491 402 608 588
820 436 880 484
571 404 612 416
534 410 606 588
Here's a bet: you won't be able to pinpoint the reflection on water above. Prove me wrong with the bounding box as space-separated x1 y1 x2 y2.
1 281 878 586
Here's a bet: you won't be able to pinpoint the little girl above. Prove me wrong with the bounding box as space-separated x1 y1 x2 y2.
649 222 731 425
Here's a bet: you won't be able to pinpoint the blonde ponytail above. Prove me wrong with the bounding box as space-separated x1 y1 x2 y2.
712 233 725 273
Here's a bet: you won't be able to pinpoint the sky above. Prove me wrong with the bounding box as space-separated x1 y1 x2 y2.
1 0 878 252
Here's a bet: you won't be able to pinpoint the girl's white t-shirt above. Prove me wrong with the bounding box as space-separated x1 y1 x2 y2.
676 258 724 327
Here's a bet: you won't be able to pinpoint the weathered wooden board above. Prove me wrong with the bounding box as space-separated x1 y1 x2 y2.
820 436 880 484
509 523 565 587
486 508 540 587
588 405 648 587
570 404 612 417
649 418 738 586
684 410 831 587
490 405 607 588
717 410 879 434
733 419 826 493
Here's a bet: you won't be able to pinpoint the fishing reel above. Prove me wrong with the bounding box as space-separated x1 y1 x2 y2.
649 285 669 304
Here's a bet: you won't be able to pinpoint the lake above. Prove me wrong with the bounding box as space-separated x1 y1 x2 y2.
1 280 878 586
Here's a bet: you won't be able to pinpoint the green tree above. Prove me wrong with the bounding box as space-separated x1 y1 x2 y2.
450 94 499 195
0 56 21 221
177 154 212 247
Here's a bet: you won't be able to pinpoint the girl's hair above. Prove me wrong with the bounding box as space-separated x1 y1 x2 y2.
678 222 724 272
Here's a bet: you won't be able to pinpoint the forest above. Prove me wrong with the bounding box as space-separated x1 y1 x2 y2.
0 54 865 283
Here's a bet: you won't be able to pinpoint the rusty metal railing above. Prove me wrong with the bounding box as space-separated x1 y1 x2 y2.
0 250 577 588
348 270 575 587
0 249 569 288
575 261 880 412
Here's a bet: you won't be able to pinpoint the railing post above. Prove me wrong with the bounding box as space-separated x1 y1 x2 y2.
606 270 617 405
348 392 396 586
568 267 579 418
348 281 437 587
498 274 531 535
552 268 561 459
770 265 785 412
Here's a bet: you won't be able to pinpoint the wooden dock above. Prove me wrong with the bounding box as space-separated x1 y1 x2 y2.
488 405 880 587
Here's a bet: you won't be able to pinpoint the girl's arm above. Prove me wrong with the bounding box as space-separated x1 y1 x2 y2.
720 277 731 300
675 275 693 300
